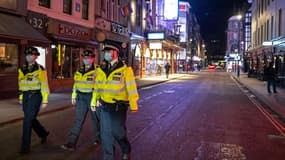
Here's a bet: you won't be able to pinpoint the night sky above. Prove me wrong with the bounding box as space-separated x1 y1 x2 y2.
186 0 249 55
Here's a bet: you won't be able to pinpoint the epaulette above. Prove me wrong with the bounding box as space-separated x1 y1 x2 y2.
78 66 85 73
20 65 28 73
39 65 45 70
100 61 108 69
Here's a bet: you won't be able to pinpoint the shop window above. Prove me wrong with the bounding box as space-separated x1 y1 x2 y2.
0 43 18 73
0 0 17 10
63 0 72 15
82 0 89 20
39 0 50 8
52 44 80 79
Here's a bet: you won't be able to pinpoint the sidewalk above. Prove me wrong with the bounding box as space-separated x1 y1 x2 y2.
0 74 185 127
231 72 285 119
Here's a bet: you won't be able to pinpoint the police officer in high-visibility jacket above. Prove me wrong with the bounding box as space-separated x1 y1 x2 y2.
18 47 50 154
91 44 139 160
61 49 100 151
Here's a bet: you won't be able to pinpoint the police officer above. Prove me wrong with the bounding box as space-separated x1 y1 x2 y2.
91 44 139 160
18 47 50 154
61 49 100 151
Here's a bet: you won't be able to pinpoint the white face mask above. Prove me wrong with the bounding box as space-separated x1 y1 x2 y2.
25 55 33 63
83 58 90 65
104 52 112 62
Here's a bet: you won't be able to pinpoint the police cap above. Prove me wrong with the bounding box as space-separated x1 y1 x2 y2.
25 47 40 56
102 44 119 52
81 49 95 57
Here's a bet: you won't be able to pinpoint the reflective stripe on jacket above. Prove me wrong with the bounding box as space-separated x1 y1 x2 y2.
18 64 50 103
72 68 96 99
91 64 139 111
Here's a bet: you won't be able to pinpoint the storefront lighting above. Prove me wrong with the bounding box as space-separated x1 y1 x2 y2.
58 44 61 65
149 42 162 49
262 41 273 46
145 48 150 58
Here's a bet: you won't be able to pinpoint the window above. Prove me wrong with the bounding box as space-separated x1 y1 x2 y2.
0 0 17 10
63 0 72 15
271 16 274 38
39 0 50 8
0 43 18 73
82 0 89 20
266 19 269 40
278 9 282 36
52 44 80 79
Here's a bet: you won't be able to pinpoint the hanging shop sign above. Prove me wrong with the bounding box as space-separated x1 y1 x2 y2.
147 32 165 40
94 17 129 37
110 22 129 37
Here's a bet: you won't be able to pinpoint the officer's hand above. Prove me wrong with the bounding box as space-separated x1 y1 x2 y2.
72 99 76 105
18 100 22 105
96 100 101 107
130 110 138 113
41 103 48 109
91 106 96 112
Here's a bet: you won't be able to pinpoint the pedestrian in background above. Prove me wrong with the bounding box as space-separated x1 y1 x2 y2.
164 62 171 78
61 50 100 151
18 47 50 154
91 44 139 160
264 62 277 94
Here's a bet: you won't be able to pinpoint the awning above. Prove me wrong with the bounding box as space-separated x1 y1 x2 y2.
0 13 49 44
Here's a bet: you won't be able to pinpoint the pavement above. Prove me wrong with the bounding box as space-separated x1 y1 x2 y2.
0 71 285 128
231 72 285 121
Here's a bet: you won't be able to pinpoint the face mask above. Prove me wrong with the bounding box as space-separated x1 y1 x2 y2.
83 58 90 65
25 55 33 63
104 52 112 62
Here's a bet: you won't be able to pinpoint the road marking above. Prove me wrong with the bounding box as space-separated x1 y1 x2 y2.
232 76 285 136
195 142 247 160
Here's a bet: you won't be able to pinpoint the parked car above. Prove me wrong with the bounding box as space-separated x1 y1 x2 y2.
208 64 215 70
215 65 223 70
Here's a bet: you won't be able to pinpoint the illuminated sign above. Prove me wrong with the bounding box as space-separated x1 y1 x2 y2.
179 2 190 12
178 17 187 42
149 42 162 49
164 0 178 20
147 32 165 40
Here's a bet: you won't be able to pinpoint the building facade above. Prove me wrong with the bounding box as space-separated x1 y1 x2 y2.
226 15 244 73
249 0 285 83
27 0 98 92
0 0 49 99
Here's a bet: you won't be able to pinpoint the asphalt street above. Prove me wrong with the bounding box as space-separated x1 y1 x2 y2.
0 71 285 160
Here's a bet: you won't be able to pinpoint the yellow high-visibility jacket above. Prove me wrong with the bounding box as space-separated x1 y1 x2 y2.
91 61 139 111
18 63 50 103
72 65 96 99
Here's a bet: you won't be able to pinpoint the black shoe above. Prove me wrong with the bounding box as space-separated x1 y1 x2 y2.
41 131 50 144
19 148 30 155
122 153 131 160
61 143 76 151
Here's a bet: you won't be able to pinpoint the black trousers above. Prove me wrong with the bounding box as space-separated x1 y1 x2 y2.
21 92 48 151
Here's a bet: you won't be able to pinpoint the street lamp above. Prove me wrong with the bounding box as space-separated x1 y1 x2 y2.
236 14 242 77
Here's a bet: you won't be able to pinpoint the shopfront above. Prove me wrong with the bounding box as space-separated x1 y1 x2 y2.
47 19 98 92
0 13 49 99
